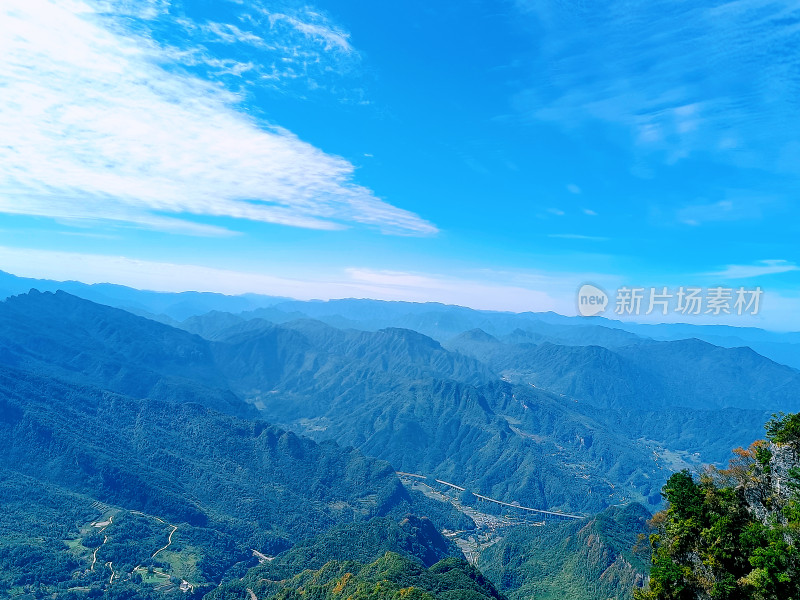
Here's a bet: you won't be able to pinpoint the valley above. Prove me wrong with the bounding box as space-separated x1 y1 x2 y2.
0 277 797 600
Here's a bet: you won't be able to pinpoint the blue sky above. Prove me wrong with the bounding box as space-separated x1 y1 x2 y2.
1 0 799 328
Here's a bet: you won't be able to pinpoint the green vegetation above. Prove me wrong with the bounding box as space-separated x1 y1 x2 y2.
636 415 800 600
209 551 504 600
0 470 217 599
212 514 462 598
765 412 800 446
0 364 467 597
0 290 698 513
6 289 800 600
480 503 651 600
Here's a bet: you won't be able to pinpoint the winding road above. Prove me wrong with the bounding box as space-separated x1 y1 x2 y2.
90 515 113 571
152 523 179 558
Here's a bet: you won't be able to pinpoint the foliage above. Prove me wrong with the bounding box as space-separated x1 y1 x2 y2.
0 365 462 596
480 503 651 600
5 289 800 600
0 290 698 514
636 458 800 599
213 515 462 599
209 552 504 600
765 413 800 446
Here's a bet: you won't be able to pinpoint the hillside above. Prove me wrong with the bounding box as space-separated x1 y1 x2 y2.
0 290 251 418
480 503 651 600
0 291 664 513
210 515 464 595
0 365 470 596
4 289 796 515
3 288 800 599
209 551 505 600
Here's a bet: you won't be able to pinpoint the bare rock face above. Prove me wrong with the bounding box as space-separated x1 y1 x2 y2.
767 443 800 500
741 442 799 529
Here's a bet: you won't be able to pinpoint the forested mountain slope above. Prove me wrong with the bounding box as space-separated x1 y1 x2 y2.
210 551 505 600
0 290 251 417
3 289 792 516
210 515 464 600
4 290 796 515
0 364 471 596
480 503 651 600
445 335 800 412
0 291 663 513
209 321 664 512
3 285 800 600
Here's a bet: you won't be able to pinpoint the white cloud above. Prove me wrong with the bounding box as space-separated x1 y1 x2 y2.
582 208 597 216
199 21 270 48
0 245 340 298
171 6 360 91
547 208 565 216
566 183 581 194
0 0 436 236
0 246 562 312
707 260 800 280
342 268 563 311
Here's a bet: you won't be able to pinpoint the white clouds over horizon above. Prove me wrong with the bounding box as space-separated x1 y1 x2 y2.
0 0 436 236
1 245 798 330
0 245 564 312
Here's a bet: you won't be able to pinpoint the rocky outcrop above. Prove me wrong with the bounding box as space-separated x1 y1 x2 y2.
741 442 799 528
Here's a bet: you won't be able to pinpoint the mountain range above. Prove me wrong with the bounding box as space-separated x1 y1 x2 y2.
2 270 798 368
1 272 799 599
2 288 796 514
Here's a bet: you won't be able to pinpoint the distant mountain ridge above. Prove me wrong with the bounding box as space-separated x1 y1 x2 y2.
446 333 800 411
1 269 797 368
0 289 252 418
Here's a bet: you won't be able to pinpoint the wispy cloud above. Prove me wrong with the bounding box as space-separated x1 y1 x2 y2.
677 196 771 226
266 12 354 54
513 0 800 169
0 0 436 236
707 260 800 280
548 233 608 242
168 3 361 93
566 183 581 194
343 267 561 310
